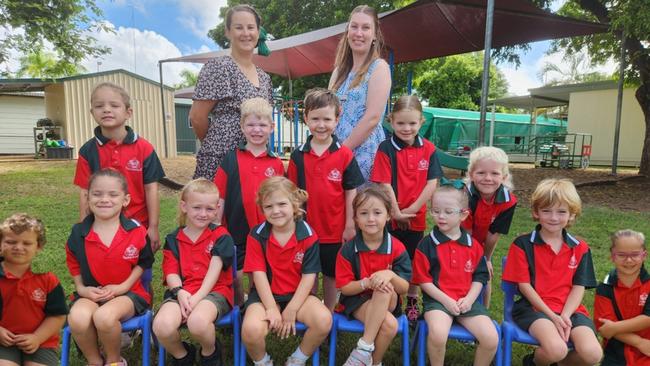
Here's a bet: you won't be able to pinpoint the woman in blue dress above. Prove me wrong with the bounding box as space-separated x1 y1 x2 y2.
329 5 392 181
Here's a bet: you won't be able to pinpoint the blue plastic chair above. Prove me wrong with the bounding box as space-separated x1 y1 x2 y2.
239 321 320 366
328 312 410 366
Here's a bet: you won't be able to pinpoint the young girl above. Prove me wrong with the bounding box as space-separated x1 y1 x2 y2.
595 229 650 365
66 169 154 366
462 146 517 307
370 95 443 323
503 178 602 366
153 178 234 366
412 183 498 366
241 176 331 366
336 184 412 366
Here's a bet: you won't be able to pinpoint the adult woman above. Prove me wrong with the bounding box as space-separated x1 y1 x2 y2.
329 5 391 181
190 4 273 180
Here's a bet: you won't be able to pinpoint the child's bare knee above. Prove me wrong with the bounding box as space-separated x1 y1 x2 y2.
92 308 120 331
541 341 568 362
577 343 603 365
67 309 93 331
186 312 214 335
153 316 178 339
427 330 448 348
310 311 332 335
242 320 267 343
380 314 398 338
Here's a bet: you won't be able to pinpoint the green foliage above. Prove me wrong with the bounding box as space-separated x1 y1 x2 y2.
414 53 508 110
537 52 611 86
0 0 110 77
16 50 86 78
173 69 199 89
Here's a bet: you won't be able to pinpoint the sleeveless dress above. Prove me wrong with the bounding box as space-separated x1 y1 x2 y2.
334 59 387 181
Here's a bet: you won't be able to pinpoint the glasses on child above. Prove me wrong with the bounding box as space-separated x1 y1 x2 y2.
430 208 464 217
612 251 646 261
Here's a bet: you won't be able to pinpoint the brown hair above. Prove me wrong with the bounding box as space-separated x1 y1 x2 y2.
331 5 384 91
0 213 46 248
256 177 308 220
352 184 393 218
610 229 646 251
531 178 582 225
303 88 341 119
91 82 131 109
88 168 129 194
178 178 220 226
225 4 261 29
389 95 424 122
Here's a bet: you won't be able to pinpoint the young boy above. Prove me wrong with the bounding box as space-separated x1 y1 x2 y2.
0 213 68 366
503 178 602 366
74 82 165 250
287 88 364 310
214 97 284 305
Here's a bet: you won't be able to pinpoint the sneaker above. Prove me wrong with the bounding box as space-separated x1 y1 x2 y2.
254 357 274 366
104 357 127 366
405 297 420 323
342 348 373 366
171 342 196 366
200 338 223 366
284 356 307 366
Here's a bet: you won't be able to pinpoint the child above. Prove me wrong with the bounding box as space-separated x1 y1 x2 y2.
370 95 443 323
412 183 498 366
66 169 154 366
214 97 284 306
153 178 234 366
336 184 412 366
241 176 331 366
74 82 165 250
595 229 650 365
287 88 364 310
502 178 602 366
462 146 517 307
0 214 67 366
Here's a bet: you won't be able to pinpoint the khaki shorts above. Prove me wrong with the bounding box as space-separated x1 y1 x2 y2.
0 346 58 366
162 291 232 320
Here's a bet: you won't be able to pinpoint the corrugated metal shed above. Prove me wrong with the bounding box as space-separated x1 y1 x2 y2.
0 94 45 154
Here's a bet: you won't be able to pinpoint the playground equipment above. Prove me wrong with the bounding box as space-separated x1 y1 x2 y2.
533 133 592 169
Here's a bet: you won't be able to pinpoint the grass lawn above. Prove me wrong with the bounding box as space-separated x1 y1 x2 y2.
1 160 649 365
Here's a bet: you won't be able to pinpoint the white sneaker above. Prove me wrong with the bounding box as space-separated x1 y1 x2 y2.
343 348 372 366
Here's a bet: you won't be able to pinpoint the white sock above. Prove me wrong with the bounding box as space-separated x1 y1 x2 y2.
254 353 271 365
357 338 375 352
290 346 309 362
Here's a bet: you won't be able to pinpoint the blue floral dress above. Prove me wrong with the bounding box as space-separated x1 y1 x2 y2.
335 59 387 181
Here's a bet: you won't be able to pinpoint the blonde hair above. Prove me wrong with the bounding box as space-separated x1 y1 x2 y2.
178 178 220 226
0 213 46 248
352 184 393 218
240 97 273 125
610 229 646 251
256 177 308 220
91 82 131 109
389 95 424 122
304 88 341 118
531 178 582 225
432 185 469 210
467 146 514 189
331 5 384 91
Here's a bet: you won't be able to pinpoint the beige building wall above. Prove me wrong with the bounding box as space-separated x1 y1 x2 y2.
567 88 643 166
54 71 177 159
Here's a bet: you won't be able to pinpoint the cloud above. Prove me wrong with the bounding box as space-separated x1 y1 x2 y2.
500 64 542 96
175 0 228 41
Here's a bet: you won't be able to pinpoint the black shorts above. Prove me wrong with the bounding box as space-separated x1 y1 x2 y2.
338 292 403 319
512 298 596 334
243 289 293 313
319 243 341 278
423 298 489 318
71 291 149 316
390 229 423 260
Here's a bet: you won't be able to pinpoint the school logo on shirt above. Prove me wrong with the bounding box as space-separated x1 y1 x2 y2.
31 288 46 302
464 259 474 273
205 241 214 254
264 167 276 177
418 159 429 171
293 251 304 264
327 169 342 182
126 158 142 172
568 254 578 269
123 245 139 260
640 293 648 306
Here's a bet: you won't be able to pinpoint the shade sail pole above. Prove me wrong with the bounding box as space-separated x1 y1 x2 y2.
478 0 495 146
158 61 169 158
612 31 626 175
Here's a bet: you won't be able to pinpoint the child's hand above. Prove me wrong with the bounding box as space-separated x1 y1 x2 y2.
0 327 15 346
369 270 394 292
148 226 160 252
177 290 192 320
78 286 111 302
456 297 473 313
265 308 282 332
393 211 415 229
101 284 126 298
637 338 650 357
14 334 40 354
188 293 203 310
443 297 461 316
279 305 298 339
551 313 571 342
342 224 356 243
597 318 618 339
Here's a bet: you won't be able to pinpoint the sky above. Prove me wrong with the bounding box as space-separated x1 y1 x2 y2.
10 0 618 95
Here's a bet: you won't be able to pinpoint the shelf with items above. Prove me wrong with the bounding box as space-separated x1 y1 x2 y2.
33 126 63 158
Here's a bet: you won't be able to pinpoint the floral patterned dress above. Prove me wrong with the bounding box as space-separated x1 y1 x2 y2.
334 59 387 181
193 55 273 180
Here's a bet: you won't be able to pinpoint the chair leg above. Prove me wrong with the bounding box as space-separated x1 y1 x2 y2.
157 344 166 366
60 326 71 366
312 346 319 366
494 323 503 366
400 316 410 366
417 321 427 366
327 320 338 366
142 312 152 366
502 327 512 366
233 308 241 366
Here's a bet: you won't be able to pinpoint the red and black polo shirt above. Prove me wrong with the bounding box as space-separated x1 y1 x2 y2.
595 267 650 366
0 267 67 349
502 225 597 317
412 227 488 304
162 223 235 306
335 230 412 311
370 135 443 231
214 144 284 246
66 214 154 304
243 220 320 296
462 183 517 245
73 126 165 226
287 135 364 244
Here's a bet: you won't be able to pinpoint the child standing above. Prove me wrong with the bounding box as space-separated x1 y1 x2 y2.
74 82 165 250
336 185 412 366
214 97 284 306
66 169 154 366
0 214 68 366
462 146 517 307
595 229 650 365
370 95 443 323
287 88 364 310
241 177 331 366
153 178 234 366
412 183 498 366
503 178 602 366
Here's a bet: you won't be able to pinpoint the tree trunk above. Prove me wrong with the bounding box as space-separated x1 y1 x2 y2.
636 84 650 176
